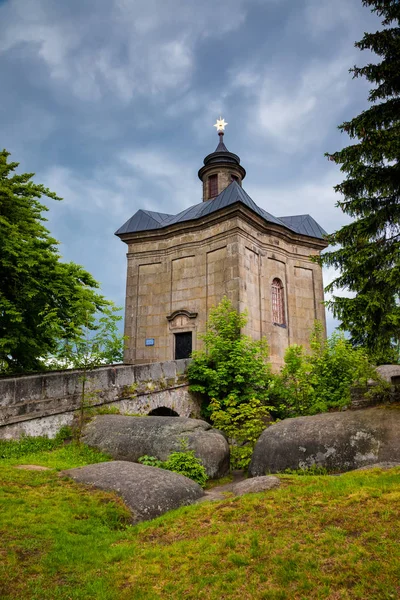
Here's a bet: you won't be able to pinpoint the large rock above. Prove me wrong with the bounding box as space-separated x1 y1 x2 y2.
249 405 400 476
230 476 280 496
62 461 204 523
353 462 400 471
82 415 230 479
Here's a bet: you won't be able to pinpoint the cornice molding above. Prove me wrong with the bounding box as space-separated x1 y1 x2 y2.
120 202 328 251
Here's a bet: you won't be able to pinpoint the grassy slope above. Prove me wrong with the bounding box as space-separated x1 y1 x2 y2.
1 444 399 600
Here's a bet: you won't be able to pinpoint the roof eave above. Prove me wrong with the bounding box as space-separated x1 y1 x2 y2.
116 201 328 250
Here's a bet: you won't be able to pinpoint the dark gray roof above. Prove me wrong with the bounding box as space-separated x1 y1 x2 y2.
115 181 327 240
278 215 327 239
116 210 171 234
214 138 229 153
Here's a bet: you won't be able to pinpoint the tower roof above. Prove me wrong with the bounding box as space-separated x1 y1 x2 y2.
198 131 245 179
115 180 327 241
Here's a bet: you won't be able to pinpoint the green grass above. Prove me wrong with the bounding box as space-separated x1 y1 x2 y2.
0 426 72 459
1 440 399 599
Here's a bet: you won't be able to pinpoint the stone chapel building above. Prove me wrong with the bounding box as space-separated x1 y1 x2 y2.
116 120 328 370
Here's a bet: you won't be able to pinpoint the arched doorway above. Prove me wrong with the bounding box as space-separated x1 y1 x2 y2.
148 407 179 417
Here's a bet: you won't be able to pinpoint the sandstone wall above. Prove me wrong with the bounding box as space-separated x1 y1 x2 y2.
236 224 325 369
123 210 326 370
0 359 200 440
124 217 242 364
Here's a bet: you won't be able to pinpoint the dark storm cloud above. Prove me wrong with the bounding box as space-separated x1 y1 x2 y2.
0 0 379 333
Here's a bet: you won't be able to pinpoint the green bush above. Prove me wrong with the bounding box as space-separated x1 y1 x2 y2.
137 441 208 487
188 298 273 469
188 301 384 468
209 395 271 470
188 297 272 417
270 322 383 418
164 448 208 488
137 455 164 468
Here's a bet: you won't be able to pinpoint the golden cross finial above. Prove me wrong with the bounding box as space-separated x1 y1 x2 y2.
214 116 228 132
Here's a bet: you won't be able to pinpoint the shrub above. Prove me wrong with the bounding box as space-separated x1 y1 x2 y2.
270 322 382 418
137 455 164 468
188 298 274 470
163 449 208 487
209 395 271 470
137 441 208 487
188 297 272 417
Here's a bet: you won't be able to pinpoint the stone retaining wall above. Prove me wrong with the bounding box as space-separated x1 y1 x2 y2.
350 365 400 410
0 359 200 439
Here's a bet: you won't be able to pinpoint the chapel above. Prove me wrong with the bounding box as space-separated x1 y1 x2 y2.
116 119 328 370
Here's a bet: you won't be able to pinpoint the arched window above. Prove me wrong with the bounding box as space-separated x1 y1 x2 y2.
272 278 285 326
208 174 218 198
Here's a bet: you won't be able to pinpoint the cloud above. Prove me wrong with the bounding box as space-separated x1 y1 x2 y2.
302 0 380 39
230 53 354 153
0 0 376 339
41 165 133 218
0 0 248 104
246 168 351 235
121 148 201 212
303 0 358 36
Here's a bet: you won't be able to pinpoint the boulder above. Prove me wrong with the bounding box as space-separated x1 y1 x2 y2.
62 460 204 524
353 462 400 471
197 474 280 503
249 405 400 476
82 415 230 479
230 476 280 495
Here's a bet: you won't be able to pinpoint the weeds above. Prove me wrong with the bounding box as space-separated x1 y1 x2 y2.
0 427 71 459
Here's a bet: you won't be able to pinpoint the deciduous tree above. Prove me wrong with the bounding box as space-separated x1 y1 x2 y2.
0 149 119 373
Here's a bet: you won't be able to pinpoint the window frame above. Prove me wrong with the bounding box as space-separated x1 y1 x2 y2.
208 174 218 198
271 278 286 327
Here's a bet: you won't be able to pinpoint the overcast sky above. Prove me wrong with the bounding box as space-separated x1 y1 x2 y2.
0 0 379 335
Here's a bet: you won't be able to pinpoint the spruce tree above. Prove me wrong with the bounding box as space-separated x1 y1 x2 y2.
321 0 400 363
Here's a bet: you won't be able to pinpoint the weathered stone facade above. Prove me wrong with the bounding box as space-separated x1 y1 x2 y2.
116 129 327 370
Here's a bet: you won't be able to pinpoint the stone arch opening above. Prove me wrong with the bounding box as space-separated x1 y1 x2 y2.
148 407 179 417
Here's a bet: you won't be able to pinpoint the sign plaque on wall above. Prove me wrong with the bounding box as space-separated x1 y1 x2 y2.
145 338 155 346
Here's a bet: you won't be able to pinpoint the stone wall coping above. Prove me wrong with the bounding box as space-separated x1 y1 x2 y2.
0 359 189 382
0 359 198 439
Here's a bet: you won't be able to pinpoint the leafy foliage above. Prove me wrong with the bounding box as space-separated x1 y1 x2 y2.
319 1 400 363
0 149 119 374
188 297 273 469
188 297 272 417
137 455 165 468
51 306 125 439
53 306 125 370
164 446 208 488
0 427 71 459
209 395 271 470
138 441 208 487
270 322 381 418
